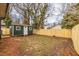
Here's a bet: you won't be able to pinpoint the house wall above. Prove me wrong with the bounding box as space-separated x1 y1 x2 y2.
33 28 72 38
0 4 7 17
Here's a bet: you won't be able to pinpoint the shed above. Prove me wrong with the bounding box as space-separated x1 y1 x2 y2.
11 24 33 36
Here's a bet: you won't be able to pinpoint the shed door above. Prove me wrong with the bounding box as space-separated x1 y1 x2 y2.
24 26 28 35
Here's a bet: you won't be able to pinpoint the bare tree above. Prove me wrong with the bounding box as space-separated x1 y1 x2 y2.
9 3 70 29
10 3 50 28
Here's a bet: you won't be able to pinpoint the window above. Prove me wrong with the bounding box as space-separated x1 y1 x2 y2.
16 26 21 30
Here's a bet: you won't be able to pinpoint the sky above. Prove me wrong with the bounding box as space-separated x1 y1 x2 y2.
45 3 67 24
10 8 23 24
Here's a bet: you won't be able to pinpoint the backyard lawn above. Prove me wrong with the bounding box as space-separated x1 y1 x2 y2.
0 35 78 56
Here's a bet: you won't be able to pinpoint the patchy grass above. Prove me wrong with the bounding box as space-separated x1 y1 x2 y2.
19 35 78 56
0 35 78 56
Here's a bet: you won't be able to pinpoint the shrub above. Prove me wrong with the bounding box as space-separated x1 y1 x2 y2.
4 17 12 28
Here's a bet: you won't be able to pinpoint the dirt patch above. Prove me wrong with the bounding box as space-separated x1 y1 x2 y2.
0 35 78 56
0 37 21 56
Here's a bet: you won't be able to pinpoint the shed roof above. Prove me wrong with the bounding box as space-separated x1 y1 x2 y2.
11 23 32 26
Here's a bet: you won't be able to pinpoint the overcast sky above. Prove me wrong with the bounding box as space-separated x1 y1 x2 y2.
45 3 67 24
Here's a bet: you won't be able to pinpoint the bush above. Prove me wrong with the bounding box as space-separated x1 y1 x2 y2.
4 17 12 28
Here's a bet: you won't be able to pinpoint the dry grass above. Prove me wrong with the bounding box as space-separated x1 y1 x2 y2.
0 35 78 56
19 35 78 56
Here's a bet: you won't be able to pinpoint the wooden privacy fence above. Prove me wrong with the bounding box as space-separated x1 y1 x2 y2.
72 24 79 54
33 28 72 38
1 26 10 38
1 26 10 35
